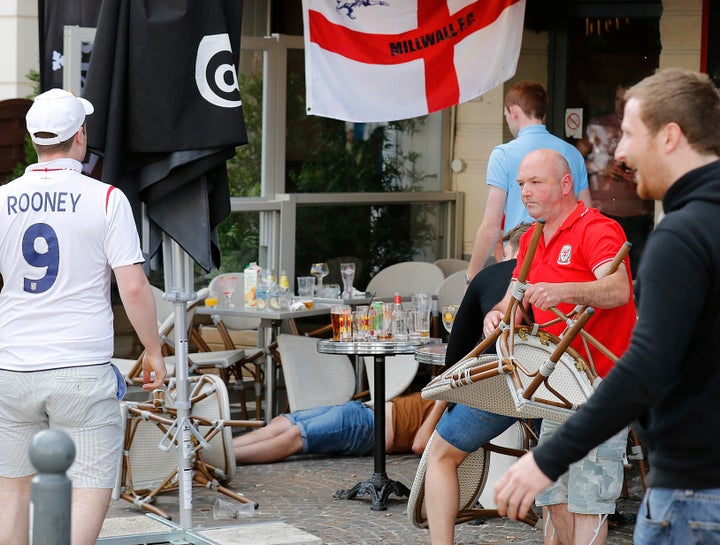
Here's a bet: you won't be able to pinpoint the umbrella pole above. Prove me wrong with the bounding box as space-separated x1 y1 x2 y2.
163 234 195 530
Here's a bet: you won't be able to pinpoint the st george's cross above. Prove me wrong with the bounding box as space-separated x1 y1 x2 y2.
302 0 526 122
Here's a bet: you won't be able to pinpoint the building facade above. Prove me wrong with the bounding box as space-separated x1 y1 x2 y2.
0 0 708 260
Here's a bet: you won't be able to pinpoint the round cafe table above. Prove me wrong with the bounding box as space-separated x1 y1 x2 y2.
316 337 441 511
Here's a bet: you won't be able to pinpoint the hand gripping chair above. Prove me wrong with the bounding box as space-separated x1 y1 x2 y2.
114 374 263 518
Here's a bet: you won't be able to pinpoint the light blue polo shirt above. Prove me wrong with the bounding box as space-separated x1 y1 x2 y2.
486 124 589 233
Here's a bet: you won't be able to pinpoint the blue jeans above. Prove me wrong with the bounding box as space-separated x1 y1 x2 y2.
435 403 520 453
284 401 375 456
634 487 720 545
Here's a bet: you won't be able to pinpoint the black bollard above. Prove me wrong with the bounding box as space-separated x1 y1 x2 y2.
29 429 75 545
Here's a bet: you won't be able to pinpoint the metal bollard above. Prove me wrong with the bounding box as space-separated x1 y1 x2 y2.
29 429 76 545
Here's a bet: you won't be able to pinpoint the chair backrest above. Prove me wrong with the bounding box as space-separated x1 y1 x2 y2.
277 334 356 412
364 354 420 403
151 285 174 327
365 262 445 299
155 286 208 347
435 270 468 310
208 273 261 330
433 258 469 278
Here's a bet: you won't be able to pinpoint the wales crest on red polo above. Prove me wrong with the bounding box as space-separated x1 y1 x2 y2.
558 244 572 265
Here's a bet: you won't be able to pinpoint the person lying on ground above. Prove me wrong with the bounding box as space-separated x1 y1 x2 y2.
233 391 444 464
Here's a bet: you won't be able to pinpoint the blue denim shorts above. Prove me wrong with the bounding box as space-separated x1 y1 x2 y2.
284 401 375 456
435 403 519 453
635 487 720 545
536 420 628 514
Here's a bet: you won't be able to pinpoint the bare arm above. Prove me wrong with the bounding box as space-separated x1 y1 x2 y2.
113 264 166 390
524 262 631 311
468 186 507 278
411 400 447 454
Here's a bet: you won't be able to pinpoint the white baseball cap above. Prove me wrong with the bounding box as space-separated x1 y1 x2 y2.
26 88 94 145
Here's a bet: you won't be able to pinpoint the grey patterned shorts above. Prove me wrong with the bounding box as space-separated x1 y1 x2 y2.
535 419 628 514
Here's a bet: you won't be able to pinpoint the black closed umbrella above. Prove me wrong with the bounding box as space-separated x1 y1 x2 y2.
84 0 247 272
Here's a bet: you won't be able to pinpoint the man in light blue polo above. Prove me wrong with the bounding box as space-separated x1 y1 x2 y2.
467 80 590 279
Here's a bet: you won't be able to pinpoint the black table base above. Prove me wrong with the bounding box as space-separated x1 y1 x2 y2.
333 472 410 511
316 339 440 512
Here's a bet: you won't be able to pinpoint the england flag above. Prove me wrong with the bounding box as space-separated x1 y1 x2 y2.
302 0 526 122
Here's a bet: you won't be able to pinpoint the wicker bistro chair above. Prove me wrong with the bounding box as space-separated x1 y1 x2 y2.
408 421 540 529
114 374 263 518
432 258 469 278
424 221 628 422
277 333 358 412
365 261 445 299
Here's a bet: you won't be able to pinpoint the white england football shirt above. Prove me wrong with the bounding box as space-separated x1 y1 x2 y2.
0 158 144 371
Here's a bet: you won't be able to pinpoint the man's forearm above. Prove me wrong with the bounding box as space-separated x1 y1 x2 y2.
553 269 630 309
114 265 163 357
468 224 501 277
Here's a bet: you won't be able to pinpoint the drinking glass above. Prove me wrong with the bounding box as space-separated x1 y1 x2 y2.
331 304 352 341
411 293 432 337
378 305 394 340
296 276 316 309
340 262 356 298
310 262 329 292
217 275 238 308
352 306 370 341
442 305 459 334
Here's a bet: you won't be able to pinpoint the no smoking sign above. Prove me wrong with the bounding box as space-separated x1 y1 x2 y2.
565 108 583 139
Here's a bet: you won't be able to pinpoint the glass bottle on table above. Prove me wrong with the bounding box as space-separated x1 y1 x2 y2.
278 270 291 309
391 292 408 342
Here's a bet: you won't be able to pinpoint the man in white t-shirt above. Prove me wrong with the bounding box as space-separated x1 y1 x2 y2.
0 89 167 545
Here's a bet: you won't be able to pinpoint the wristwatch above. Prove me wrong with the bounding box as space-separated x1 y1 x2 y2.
465 271 472 285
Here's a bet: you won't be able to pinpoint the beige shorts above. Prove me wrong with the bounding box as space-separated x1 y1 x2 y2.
0 364 122 488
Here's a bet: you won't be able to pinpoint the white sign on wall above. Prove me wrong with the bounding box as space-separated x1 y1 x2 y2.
564 108 583 139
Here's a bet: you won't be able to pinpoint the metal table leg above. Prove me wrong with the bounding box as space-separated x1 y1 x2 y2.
333 354 410 510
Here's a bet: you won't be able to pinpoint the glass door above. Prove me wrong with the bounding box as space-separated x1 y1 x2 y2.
551 6 661 275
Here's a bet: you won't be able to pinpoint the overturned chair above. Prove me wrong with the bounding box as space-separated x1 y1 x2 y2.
114 374 263 519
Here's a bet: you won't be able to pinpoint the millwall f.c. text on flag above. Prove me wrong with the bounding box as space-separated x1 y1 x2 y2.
302 0 526 122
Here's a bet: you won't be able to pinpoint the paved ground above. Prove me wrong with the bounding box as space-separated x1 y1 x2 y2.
105 449 642 545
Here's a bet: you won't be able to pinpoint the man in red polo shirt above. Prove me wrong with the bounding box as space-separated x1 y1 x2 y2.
484 148 636 545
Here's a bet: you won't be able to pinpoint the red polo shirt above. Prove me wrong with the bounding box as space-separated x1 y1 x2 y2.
512 203 636 377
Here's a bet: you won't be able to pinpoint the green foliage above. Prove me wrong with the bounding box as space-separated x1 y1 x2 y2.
214 71 263 275
289 113 437 285
217 64 437 287
226 71 262 199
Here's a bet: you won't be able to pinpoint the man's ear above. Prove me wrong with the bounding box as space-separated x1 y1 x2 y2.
660 121 683 154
